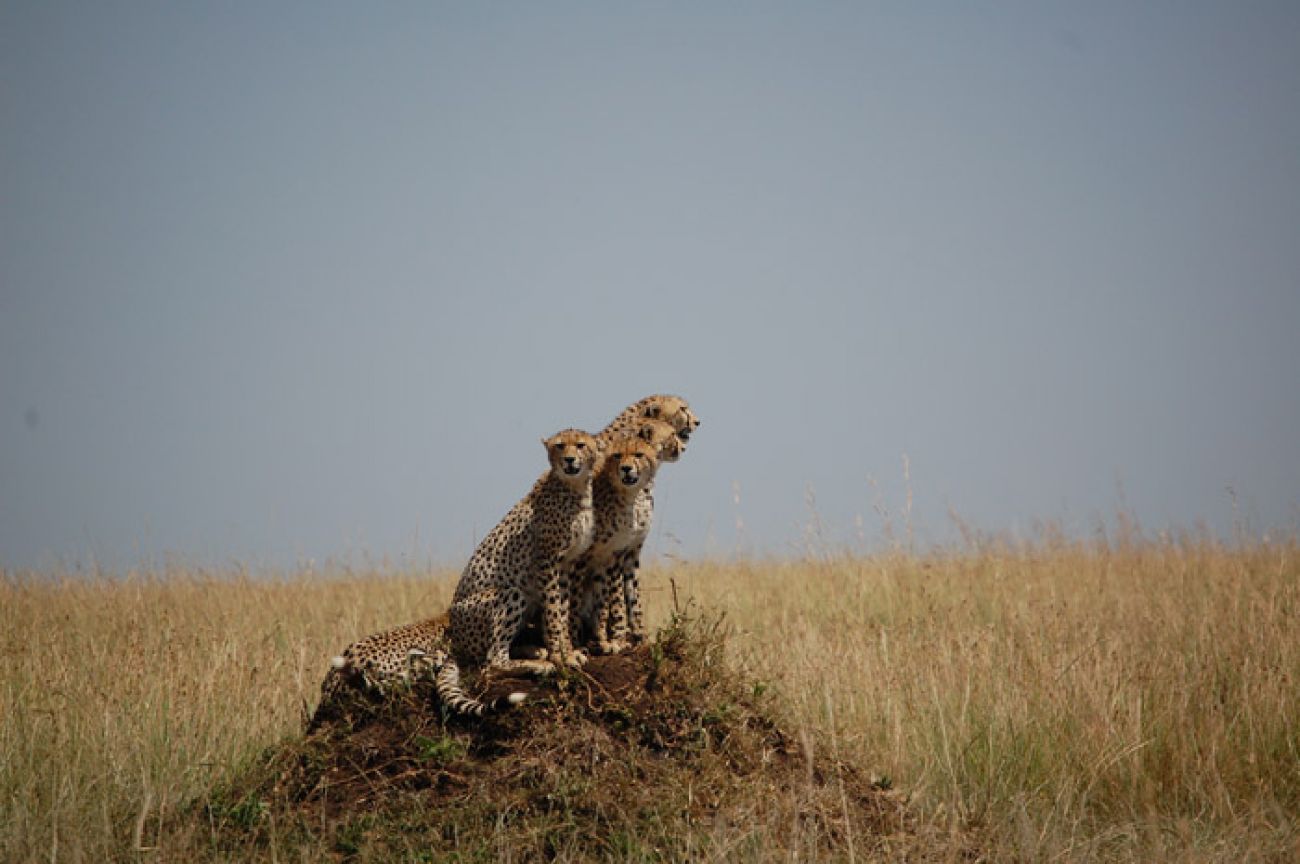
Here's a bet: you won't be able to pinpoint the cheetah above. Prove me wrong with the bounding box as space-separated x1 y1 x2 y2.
510 420 682 660
565 433 662 655
569 418 680 643
598 393 701 448
445 428 601 694
570 397 700 651
630 416 686 464
309 613 526 727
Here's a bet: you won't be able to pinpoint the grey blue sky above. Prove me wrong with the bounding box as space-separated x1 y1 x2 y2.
3 2 1298 571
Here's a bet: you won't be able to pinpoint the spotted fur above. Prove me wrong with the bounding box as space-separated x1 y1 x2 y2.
567 434 661 655
445 429 601 695
310 614 525 726
598 393 700 450
571 396 700 651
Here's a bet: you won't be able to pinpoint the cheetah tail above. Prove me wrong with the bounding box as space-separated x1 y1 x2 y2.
434 656 527 717
307 667 347 732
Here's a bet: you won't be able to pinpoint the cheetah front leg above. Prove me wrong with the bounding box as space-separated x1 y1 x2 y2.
540 563 587 667
616 542 647 645
590 558 629 654
565 560 599 650
593 559 630 655
454 589 556 676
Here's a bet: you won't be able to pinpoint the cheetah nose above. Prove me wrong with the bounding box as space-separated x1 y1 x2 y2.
564 455 577 465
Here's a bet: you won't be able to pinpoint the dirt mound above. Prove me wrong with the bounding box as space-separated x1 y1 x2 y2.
203 614 914 860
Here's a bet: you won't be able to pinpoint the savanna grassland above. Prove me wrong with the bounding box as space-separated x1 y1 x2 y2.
2 537 1297 862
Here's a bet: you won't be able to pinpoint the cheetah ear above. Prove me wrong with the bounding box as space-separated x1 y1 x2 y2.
642 405 661 419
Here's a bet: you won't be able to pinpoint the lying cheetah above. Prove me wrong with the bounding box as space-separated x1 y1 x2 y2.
446 428 601 692
566 434 661 655
310 614 525 727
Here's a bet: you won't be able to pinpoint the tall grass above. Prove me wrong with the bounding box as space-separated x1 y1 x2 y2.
671 540 1299 860
0 567 454 861
2 538 1296 861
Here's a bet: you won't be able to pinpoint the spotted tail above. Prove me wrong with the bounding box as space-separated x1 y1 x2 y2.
433 655 527 717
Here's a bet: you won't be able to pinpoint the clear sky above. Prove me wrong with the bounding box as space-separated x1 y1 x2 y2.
3 2 1298 571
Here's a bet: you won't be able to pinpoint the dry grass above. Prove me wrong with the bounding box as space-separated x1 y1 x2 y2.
2 538 1297 861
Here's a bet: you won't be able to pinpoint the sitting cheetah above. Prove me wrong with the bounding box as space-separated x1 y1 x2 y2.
598 393 701 447
446 428 601 694
570 397 700 651
569 419 682 646
565 434 662 655
630 416 687 464
309 613 526 728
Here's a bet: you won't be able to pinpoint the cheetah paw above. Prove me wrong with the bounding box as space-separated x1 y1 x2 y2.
595 639 628 656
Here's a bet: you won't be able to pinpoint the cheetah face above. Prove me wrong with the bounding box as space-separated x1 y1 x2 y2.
606 436 659 489
676 405 700 441
635 419 684 463
543 429 601 479
641 395 700 443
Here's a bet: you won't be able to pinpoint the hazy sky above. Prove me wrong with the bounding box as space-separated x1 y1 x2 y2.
3 2 1298 571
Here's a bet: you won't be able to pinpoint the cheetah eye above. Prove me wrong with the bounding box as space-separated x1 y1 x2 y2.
575 441 586 450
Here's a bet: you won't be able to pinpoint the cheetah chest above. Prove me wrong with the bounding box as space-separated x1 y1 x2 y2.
563 505 595 562
590 480 656 558
629 489 654 543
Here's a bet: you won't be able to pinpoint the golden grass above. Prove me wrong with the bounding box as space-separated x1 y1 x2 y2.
2 539 1297 861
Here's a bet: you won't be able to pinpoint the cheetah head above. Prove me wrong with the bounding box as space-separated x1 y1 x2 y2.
634 418 684 463
639 394 701 444
604 434 660 490
543 429 601 481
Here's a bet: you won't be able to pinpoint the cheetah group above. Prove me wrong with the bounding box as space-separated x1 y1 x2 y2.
313 394 700 722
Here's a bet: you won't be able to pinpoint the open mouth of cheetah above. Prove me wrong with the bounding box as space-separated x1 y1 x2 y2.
620 473 640 486
562 464 582 476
